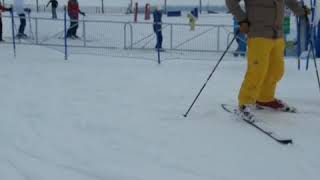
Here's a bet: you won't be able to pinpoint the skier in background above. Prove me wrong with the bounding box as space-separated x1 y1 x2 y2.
225 0 310 121
153 5 163 51
0 2 12 42
126 2 133 14
46 0 58 19
14 0 31 39
67 0 85 39
187 12 196 31
233 17 247 57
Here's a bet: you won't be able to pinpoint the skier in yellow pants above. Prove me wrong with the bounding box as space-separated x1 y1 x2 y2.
226 0 310 121
239 38 285 106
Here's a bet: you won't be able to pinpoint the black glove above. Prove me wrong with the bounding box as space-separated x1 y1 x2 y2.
302 5 311 17
239 19 250 34
24 8 31 13
80 12 86 16
5 7 12 12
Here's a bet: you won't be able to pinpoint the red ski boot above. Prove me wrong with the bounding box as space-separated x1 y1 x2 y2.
256 99 297 113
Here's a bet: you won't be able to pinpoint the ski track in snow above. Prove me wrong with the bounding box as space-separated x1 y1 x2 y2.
0 43 319 180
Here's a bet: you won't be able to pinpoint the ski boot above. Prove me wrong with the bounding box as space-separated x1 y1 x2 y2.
234 104 257 123
256 99 297 113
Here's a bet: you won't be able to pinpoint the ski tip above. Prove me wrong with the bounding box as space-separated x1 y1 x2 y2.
221 104 233 113
279 139 293 145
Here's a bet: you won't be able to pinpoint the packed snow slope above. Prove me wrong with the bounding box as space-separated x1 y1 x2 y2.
0 41 320 180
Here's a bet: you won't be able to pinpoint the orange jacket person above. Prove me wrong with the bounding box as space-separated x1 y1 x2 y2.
66 0 85 39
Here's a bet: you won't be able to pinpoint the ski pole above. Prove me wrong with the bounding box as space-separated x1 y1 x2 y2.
305 16 320 92
305 9 316 70
183 33 238 117
310 40 320 92
27 11 34 40
297 17 301 70
10 7 16 57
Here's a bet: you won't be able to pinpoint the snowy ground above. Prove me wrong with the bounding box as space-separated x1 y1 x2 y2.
1 37 320 180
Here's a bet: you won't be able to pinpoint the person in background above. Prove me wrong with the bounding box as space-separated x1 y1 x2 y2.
14 0 31 39
46 0 58 19
0 2 12 42
187 12 196 31
126 2 133 14
233 17 247 57
67 0 85 39
153 5 163 51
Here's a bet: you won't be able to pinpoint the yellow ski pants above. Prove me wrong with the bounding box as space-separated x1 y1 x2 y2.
238 38 285 106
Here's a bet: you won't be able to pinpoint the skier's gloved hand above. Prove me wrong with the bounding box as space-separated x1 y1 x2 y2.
239 19 250 34
8 5 13 13
302 5 311 17
6 7 13 12
80 12 86 16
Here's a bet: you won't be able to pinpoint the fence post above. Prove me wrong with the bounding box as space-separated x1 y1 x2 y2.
158 47 161 64
164 0 167 14
124 23 127 49
64 6 68 60
217 26 220 52
83 18 86 47
124 23 133 49
134 2 138 22
101 0 105 14
36 0 39 12
170 24 173 49
10 9 16 57
130 23 133 49
35 18 38 44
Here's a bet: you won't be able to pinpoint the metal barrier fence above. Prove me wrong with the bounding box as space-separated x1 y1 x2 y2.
2 15 237 61
16 3 227 15
16 4 127 14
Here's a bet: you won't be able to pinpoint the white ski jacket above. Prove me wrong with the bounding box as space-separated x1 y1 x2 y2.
14 0 25 14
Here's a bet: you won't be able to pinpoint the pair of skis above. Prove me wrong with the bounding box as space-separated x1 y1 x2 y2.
221 104 293 145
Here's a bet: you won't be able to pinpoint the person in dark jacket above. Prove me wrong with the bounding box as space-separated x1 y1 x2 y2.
153 6 163 50
67 0 85 39
14 0 31 39
0 2 12 41
46 0 58 19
